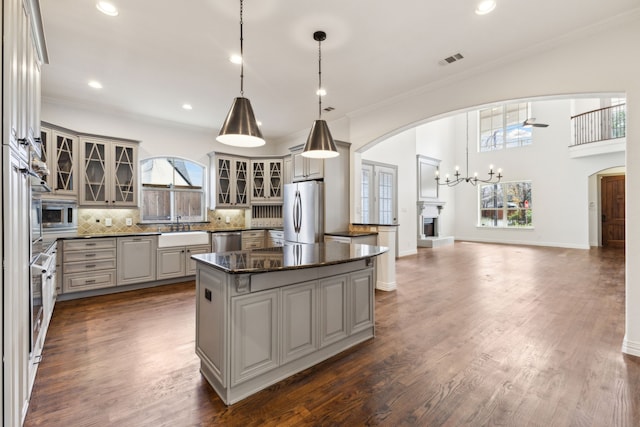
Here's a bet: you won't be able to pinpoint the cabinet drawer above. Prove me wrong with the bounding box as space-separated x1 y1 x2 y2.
64 238 116 251
63 248 117 263
63 270 117 293
64 259 117 274
242 230 264 239
243 239 264 250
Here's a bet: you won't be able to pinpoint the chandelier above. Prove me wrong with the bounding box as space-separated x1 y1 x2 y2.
436 113 502 186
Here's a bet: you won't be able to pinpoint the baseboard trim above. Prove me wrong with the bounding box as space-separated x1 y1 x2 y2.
376 280 397 291
454 237 590 250
622 337 640 357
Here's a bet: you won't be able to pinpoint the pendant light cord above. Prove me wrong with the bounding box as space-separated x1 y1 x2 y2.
317 37 322 119
239 0 244 96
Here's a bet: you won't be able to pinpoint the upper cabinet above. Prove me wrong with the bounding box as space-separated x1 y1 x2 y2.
291 147 324 182
215 155 250 208
40 126 79 197
251 159 283 204
79 136 138 207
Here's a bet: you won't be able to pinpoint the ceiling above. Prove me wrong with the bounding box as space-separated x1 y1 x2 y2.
39 0 639 142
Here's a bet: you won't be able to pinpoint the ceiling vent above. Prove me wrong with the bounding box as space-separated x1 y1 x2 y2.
323 106 335 112
439 53 464 66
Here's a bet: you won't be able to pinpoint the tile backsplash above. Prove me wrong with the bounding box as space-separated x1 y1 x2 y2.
77 208 248 235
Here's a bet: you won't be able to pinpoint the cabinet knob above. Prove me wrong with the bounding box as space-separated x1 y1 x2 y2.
18 138 29 146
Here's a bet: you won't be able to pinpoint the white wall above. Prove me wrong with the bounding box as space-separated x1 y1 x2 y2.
361 128 417 257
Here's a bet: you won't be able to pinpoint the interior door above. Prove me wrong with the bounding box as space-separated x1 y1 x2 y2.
601 175 625 248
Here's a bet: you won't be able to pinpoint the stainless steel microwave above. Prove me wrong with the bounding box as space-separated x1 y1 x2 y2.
41 200 77 231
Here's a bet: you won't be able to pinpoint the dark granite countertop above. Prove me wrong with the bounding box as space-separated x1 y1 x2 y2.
192 242 387 274
46 228 284 241
324 230 378 237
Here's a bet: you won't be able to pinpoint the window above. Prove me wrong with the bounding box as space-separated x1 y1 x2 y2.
479 103 532 152
479 181 532 228
361 161 397 224
140 157 205 222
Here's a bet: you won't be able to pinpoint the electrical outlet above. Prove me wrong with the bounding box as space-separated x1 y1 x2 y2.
225 216 231 224
125 218 132 226
105 218 112 227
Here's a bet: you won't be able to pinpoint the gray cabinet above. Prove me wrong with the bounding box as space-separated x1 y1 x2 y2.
79 136 138 207
215 155 250 208
231 289 279 386
267 230 284 247
251 159 283 204
196 267 227 387
62 238 117 292
324 234 378 246
349 269 375 334
157 244 211 279
281 281 317 364
241 230 265 250
40 126 79 197
291 147 324 181
117 236 157 285
318 274 348 347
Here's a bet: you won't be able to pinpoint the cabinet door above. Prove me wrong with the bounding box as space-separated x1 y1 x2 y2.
292 150 323 182
157 247 186 280
306 157 323 180
186 245 212 276
251 160 267 202
349 269 375 334
216 156 233 206
111 142 137 206
292 151 306 181
52 131 78 196
80 138 108 205
117 236 157 285
231 290 279 386
318 274 348 347
268 159 283 201
234 158 249 206
281 282 317 364
40 127 53 189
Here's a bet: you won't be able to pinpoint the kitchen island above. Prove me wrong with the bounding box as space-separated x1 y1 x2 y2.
192 242 387 405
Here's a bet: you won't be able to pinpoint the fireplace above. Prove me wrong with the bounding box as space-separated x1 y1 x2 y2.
416 200 453 248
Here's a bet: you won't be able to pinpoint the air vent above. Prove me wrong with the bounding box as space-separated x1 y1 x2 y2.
439 53 464 66
323 106 335 112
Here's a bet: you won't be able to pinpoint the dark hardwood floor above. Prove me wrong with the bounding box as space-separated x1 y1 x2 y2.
24 242 639 426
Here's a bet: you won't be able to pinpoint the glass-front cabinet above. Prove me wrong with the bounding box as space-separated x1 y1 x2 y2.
40 126 79 197
251 159 283 204
79 137 138 206
216 155 250 208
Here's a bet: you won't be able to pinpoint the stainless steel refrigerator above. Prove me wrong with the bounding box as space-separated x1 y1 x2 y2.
284 181 324 244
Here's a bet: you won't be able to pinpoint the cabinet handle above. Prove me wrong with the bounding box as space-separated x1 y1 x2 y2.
85 254 97 257
85 243 97 246
85 264 96 268
18 138 29 146
85 279 96 284
133 238 141 241
181 250 185 253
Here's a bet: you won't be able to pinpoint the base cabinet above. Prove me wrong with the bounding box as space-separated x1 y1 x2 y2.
195 259 375 404
62 238 117 293
117 236 157 285
157 244 211 280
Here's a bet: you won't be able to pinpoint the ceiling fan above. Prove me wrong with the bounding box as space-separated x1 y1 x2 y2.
523 118 549 128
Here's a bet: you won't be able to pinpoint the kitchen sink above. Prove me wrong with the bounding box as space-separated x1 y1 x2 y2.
158 231 209 248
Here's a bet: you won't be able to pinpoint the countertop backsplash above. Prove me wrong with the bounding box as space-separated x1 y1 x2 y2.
77 208 248 235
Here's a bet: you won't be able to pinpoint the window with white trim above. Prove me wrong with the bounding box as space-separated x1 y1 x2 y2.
140 157 205 222
479 181 532 228
479 103 532 152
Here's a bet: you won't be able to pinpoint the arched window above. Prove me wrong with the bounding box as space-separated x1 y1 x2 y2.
140 157 205 222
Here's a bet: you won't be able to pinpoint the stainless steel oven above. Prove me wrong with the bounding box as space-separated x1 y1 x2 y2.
42 199 77 231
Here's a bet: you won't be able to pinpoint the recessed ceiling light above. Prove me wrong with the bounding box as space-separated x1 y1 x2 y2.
475 0 496 15
229 54 242 65
96 1 119 17
316 88 327 96
182 103 193 110
88 80 103 89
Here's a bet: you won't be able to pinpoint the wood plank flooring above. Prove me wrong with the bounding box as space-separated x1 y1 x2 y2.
24 242 639 426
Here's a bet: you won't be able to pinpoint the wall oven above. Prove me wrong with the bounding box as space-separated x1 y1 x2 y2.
42 199 78 231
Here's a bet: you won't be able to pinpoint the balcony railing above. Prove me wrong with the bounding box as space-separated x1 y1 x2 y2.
571 104 626 146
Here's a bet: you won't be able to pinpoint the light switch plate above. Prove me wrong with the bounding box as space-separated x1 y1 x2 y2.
105 218 112 227
125 218 132 226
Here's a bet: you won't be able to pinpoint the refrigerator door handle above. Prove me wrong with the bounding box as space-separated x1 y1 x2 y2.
293 190 301 233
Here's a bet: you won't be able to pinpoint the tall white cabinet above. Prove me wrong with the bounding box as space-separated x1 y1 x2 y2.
2 0 48 425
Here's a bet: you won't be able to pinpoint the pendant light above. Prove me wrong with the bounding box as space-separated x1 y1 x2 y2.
302 31 339 159
217 0 265 148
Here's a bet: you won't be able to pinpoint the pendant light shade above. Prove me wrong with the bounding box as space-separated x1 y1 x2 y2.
217 0 265 148
303 119 338 158
302 30 338 159
217 97 265 147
